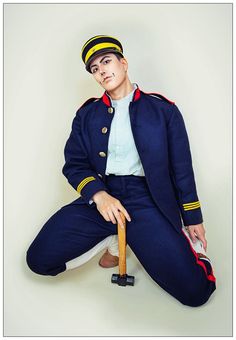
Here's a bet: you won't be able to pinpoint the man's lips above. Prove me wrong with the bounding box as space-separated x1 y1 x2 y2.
103 76 112 82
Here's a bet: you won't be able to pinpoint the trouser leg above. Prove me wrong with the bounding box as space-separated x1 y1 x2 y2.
126 206 216 307
26 202 117 276
103 174 217 307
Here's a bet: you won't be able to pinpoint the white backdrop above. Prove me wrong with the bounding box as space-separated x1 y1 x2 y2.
4 3 232 336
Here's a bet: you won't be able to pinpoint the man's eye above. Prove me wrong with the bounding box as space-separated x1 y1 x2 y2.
91 68 97 73
103 59 111 64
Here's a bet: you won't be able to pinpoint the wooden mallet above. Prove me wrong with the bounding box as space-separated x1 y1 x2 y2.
111 211 135 286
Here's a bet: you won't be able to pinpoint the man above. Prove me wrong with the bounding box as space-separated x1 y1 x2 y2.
26 35 216 307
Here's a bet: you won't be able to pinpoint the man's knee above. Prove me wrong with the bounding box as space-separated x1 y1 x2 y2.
26 245 64 276
178 281 216 307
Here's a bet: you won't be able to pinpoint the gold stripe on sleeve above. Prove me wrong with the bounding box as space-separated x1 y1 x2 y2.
76 176 96 194
183 201 201 211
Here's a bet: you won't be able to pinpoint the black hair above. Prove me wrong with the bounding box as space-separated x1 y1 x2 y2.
114 53 124 60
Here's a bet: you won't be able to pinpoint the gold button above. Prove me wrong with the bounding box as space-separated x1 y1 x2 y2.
102 127 108 134
98 173 103 178
108 107 114 113
99 151 106 157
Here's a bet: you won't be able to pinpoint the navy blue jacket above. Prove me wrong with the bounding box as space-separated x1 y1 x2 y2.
62 84 203 234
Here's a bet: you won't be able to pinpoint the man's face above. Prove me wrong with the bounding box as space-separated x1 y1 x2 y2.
89 52 128 91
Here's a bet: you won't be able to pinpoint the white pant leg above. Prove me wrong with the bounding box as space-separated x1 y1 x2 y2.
65 234 119 270
107 234 119 257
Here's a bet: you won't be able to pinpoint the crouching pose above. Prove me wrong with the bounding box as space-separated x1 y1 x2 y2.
26 35 216 307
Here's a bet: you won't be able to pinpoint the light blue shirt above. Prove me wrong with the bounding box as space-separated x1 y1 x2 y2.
105 83 145 176
89 82 145 204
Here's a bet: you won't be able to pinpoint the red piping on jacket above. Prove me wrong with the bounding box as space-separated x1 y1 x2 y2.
133 87 141 101
181 229 216 283
102 92 112 107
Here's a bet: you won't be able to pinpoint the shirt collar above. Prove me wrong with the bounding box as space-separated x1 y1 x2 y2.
102 83 141 107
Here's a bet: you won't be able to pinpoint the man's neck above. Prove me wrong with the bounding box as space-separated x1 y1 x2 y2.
106 78 134 100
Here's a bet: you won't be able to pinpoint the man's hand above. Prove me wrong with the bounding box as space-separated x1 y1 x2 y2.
92 190 131 229
185 223 207 252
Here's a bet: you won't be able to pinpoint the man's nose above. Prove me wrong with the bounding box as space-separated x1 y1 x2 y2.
100 69 106 76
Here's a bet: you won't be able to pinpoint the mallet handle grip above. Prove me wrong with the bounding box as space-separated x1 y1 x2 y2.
117 212 126 276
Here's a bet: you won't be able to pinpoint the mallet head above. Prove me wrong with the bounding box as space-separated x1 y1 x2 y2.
111 273 135 286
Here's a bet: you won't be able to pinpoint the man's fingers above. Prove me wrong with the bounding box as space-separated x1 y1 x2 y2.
189 230 197 243
104 208 125 229
113 210 125 229
194 233 208 252
107 210 117 225
185 225 208 252
118 205 131 222
199 237 207 252
108 206 126 228
98 198 131 228
102 211 113 223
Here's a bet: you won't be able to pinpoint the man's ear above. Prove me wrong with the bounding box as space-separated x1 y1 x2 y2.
121 58 128 72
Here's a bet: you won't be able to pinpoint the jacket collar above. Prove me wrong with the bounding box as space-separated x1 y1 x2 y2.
102 83 141 107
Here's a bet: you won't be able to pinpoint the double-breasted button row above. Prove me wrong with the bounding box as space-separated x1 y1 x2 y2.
99 151 106 157
99 109 112 158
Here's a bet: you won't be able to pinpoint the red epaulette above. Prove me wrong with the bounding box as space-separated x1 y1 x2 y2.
78 97 100 110
143 91 175 104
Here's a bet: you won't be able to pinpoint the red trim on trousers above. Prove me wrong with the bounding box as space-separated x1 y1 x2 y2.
181 229 216 283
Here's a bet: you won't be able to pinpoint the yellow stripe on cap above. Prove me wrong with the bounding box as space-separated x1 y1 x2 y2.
76 176 96 194
81 35 120 56
81 35 106 57
85 42 122 63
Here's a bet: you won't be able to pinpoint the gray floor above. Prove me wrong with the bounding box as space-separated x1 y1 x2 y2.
4 244 231 336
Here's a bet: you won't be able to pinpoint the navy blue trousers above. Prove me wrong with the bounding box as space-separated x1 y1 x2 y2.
26 175 216 307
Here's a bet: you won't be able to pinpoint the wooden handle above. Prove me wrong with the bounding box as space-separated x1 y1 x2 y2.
117 212 126 276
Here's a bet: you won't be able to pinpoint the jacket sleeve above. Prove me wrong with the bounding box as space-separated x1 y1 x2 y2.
167 104 203 226
62 109 108 205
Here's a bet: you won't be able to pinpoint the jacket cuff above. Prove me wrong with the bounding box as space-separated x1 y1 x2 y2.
180 200 203 226
77 176 108 205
